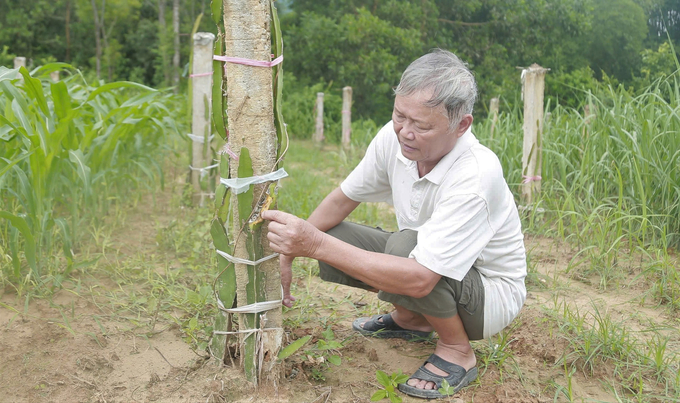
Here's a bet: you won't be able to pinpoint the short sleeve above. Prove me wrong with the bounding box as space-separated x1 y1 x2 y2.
410 194 494 281
340 124 394 203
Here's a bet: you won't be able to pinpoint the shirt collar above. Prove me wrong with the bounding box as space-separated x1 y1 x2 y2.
395 127 478 184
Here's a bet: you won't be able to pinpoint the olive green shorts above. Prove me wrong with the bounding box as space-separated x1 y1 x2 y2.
317 221 486 341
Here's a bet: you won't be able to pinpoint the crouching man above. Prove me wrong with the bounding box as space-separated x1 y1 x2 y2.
262 49 526 399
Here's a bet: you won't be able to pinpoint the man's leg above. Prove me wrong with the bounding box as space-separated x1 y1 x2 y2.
377 229 484 391
317 222 391 290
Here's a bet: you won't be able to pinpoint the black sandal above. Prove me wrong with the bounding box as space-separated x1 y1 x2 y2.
398 353 478 399
352 314 432 340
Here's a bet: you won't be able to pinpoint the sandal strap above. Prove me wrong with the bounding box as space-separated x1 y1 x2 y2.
425 354 467 378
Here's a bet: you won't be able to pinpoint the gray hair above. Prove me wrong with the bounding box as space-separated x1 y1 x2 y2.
394 49 477 129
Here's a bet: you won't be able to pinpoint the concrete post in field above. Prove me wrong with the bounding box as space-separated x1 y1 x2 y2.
50 71 60 82
521 64 549 205
342 86 352 148
190 32 215 206
13 57 26 69
313 92 324 143
489 97 499 140
14 57 26 83
220 0 283 386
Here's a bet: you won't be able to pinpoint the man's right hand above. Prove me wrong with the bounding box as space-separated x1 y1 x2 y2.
280 254 296 308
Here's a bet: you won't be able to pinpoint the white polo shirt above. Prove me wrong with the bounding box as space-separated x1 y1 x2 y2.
340 122 527 337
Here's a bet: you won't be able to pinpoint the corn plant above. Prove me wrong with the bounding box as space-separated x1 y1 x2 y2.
0 64 180 291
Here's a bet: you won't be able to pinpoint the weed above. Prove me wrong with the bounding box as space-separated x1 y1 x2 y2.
371 370 409 403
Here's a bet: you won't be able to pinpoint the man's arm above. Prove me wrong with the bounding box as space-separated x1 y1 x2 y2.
307 187 361 231
278 187 359 307
264 210 442 298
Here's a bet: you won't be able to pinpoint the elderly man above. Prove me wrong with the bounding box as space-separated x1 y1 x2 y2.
262 49 526 399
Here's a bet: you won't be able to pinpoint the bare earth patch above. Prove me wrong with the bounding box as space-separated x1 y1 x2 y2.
1 188 678 403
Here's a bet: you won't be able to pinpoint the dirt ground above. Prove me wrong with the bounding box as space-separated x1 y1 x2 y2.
1 188 678 403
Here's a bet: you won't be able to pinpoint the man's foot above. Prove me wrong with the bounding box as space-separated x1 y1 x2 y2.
352 313 433 340
398 353 478 399
404 340 477 392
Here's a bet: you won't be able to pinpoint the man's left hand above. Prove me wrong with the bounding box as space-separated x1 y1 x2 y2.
261 210 324 258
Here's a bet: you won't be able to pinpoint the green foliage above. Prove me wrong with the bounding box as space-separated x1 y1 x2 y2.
545 67 599 109
0 46 15 69
0 65 181 290
438 379 455 397
371 370 409 402
636 41 680 85
588 0 648 80
278 335 312 361
284 5 425 122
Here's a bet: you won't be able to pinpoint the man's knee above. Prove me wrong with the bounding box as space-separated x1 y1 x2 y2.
385 229 417 258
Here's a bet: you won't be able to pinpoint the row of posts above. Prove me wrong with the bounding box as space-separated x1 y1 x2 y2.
14 45 547 207
311 87 353 148
183 34 548 206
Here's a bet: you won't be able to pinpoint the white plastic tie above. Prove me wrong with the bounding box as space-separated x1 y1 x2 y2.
189 163 220 179
215 249 279 266
214 286 283 314
187 133 215 143
219 168 288 194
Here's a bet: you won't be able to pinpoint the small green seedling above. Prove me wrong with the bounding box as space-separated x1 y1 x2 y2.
438 379 456 400
371 370 409 403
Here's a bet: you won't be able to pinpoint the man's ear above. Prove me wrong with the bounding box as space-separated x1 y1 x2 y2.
455 114 473 137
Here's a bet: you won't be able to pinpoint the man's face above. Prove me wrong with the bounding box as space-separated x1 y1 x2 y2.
392 90 465 176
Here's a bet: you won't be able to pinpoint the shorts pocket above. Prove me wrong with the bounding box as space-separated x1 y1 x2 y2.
457 271 481 316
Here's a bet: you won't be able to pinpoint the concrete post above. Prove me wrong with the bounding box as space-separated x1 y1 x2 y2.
341 86 352 148
13 57 26 69
313 92 324 143
14 57 26 83
190 32 216 206
521 64 549 205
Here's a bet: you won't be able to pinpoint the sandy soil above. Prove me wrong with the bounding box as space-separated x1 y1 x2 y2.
1 191 678 403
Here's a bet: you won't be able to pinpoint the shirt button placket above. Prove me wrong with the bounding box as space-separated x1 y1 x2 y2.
410 181 423 218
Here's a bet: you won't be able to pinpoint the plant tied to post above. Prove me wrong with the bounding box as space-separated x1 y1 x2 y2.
208 0 289 385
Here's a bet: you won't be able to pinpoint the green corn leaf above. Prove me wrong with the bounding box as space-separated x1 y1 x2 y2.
18 67 49 116
0 152 33 179
50 81 72 120
54 218 73 261
120 92 159 108
277 335 312 360
11 98 34 139
85 81 156 103
0 211 37 275
30 62 74 77
0 67 19 83
8 226 21 279
68 149 91 192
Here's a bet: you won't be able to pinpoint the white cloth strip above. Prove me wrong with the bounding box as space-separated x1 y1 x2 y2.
189 163 219 172
215 249 279 266
187 133 215 143
219 168 288 194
